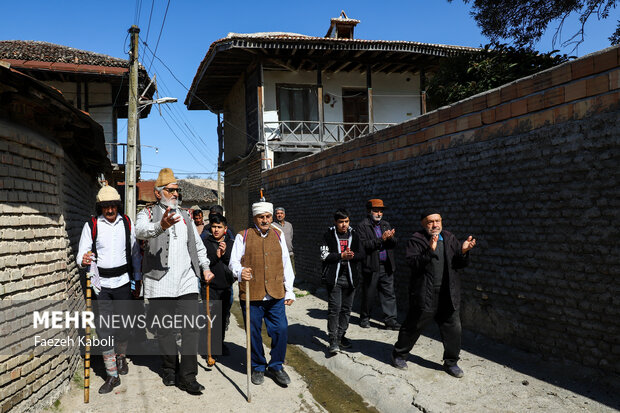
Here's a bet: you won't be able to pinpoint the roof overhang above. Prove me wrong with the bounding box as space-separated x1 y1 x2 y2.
1 59 154 118
0 65 112 176
186 35 479 112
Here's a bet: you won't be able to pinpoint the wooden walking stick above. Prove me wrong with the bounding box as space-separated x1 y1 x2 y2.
245 280 251 403
206 283 216 367
84 260 92 403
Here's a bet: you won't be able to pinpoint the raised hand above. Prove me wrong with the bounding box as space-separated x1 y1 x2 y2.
462 236 476 254
430 234 439 251
216 241 227 258
160 207 181 230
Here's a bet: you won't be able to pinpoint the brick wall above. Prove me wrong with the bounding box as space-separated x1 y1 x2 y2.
0 121 98 412
262 46 620 374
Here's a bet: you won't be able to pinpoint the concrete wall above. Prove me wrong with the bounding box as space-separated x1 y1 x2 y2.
0 121 98 412
262 47 620 374
263 70 421 124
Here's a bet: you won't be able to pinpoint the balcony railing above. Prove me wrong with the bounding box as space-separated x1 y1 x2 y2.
263 121 396 149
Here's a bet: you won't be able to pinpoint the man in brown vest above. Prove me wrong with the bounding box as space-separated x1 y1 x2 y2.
229 201 295 386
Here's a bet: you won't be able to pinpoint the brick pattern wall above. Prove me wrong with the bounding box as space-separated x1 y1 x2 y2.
0 121 97 412
261 47 620 374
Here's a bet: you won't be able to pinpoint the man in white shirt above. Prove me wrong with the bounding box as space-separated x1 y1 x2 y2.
77 185 142 394
229 201 295 387
136 168 214 395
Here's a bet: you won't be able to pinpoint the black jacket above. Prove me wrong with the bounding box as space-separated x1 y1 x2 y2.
320 227 365 288
406 229 469 311
202 234 235 289
357 216 397 274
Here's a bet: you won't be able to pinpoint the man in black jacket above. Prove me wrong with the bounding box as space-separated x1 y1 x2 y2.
201 214 235 355
320 209 365 354
357 199 400 330
391 210 476 378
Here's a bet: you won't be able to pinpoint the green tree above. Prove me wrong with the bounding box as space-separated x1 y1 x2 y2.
426 43 569 108
452 0 620 48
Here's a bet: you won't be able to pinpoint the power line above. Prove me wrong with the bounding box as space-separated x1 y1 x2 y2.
140 41 257 145
145 0 155 45
160 111 209 167
147 0 170 73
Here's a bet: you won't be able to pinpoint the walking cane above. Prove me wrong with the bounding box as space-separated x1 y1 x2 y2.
206 283 215 367
84 264 92 403
245 281 251 403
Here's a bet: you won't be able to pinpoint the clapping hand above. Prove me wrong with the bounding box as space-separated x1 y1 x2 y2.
382 228 395 241
341 248 355 260
161 207 181 230
462 236 476 254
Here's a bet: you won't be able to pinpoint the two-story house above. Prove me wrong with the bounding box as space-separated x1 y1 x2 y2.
185 12 477 231
0 40 154 184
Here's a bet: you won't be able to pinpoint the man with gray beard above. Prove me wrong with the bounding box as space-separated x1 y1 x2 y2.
136 168 214 395
391 210 476 378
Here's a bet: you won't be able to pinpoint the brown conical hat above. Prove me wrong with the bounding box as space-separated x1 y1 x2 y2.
156 168 177 187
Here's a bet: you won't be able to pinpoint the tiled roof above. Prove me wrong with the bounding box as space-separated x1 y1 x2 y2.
0 40 129 67
222 32 479 52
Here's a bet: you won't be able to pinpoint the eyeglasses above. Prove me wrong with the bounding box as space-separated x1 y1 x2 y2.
163 187 181 194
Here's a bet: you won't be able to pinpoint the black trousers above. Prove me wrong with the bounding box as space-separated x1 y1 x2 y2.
96 282 132 352
393 287 461 366
326 272 355 340
360 263 398 324
149 293 200 384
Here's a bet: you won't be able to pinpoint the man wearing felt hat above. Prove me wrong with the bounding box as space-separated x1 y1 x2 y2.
229 201 295 387
356 198 400 330
390 210 476 378
135 168 214 395
77 184 142 394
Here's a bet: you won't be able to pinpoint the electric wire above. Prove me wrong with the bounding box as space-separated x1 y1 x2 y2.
147 0 170 73
144 0 155 45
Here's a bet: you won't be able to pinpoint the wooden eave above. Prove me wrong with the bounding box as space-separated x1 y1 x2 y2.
0 65 112 176
186 36 478 112
1 59 154 118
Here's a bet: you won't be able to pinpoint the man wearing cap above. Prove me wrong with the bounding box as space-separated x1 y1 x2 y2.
357 199 400 330
229 201 295 387
391 211 476 378
135 168 214 395
272 207 294 272
77 185 142 394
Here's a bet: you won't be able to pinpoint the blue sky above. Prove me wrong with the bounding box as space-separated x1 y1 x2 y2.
2 1 617 179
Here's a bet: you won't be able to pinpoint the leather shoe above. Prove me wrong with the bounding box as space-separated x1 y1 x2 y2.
385 321 401 331
268 367 291 386
178 380 204 395
98 375 120 394
251 370 265 385
328 340 339 355
444 363 464 378
339 336 352 349
116 355 129 375
162 373 176 386
359 319 370 328
391 353 408 370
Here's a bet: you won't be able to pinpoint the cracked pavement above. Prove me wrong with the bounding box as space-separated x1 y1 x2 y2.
287 286 619 413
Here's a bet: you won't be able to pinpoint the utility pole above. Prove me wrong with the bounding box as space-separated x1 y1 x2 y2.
217 171 222 207
126 25 140 222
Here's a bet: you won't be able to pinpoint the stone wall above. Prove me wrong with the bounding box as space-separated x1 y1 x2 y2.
0 121 98 412
262 47 620 374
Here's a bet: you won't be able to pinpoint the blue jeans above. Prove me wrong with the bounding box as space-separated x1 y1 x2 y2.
240 298 288 372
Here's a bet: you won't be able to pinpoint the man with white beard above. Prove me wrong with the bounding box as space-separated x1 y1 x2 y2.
136 168 214 395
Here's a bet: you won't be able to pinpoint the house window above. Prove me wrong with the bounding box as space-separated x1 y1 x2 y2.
276 84 318 132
